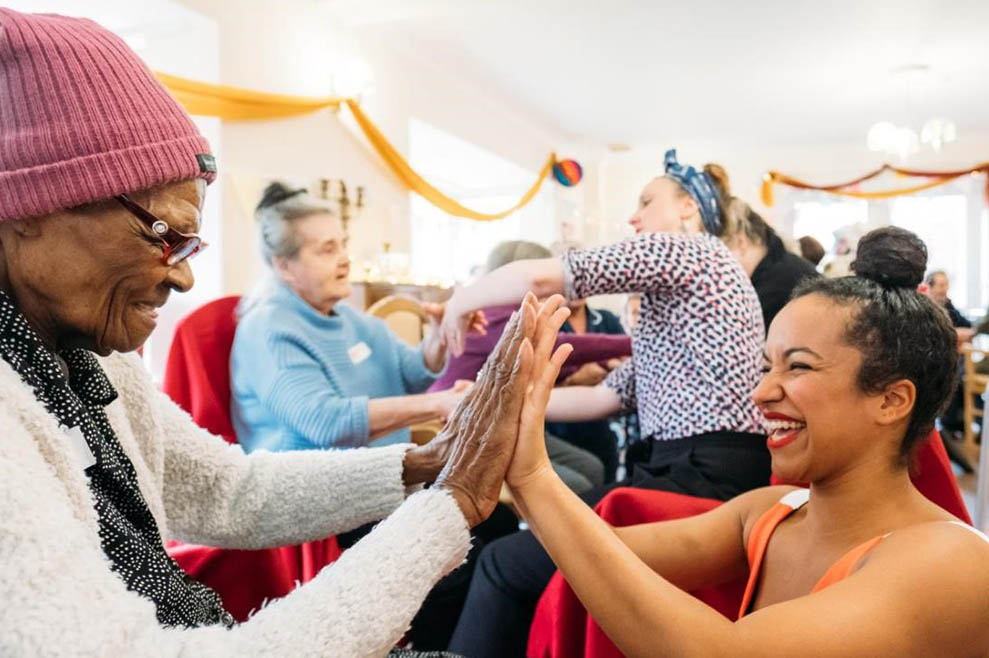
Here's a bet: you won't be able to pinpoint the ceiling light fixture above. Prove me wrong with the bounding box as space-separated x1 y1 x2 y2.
866 64 957 160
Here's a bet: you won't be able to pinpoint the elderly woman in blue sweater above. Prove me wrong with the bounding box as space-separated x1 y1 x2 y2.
232 183 473 453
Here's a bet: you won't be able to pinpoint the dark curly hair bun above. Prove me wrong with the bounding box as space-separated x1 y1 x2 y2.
850 226 927 289
256 181 306 211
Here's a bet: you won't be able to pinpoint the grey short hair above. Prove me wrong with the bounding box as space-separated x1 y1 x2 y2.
486 240 551 272
255 182 335 265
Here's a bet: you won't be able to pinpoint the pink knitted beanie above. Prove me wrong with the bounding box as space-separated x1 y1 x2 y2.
0 8 216 222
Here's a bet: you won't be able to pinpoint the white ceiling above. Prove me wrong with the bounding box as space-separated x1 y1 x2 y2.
324 0 989 149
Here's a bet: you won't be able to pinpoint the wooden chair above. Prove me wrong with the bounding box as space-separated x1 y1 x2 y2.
410 423 443 446
369 296 521 514
367 294 430 346
368 295 442 444
978 410 989 532
961 345 988 447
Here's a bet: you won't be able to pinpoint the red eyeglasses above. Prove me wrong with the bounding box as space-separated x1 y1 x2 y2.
115 194 208 266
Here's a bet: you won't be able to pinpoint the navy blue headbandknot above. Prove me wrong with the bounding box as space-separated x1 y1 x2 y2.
663 149 722 236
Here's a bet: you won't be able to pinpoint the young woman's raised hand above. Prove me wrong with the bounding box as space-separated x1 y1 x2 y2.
507 295 574 492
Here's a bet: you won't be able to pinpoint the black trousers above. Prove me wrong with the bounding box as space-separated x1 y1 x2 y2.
446 431 770 658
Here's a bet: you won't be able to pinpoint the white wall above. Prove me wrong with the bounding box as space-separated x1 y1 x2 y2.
177 0 590 296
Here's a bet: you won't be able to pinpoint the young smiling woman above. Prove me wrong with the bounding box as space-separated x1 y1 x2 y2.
504 227 989 658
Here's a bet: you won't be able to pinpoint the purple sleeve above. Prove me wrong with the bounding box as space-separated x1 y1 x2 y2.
603 358 637 412
429 311 508 392
429 339 489 392
556 333 632 381
562 234 719 299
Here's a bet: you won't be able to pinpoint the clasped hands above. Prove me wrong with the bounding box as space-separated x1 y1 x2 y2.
403 293 573 527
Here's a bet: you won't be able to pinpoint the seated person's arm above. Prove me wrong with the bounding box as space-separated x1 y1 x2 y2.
545 356 633 422
555 332 632 381
450 257 566 315
367 389 461 440
544 384 622 423
252 334 456 448
443 257 565 353
418 301 487 374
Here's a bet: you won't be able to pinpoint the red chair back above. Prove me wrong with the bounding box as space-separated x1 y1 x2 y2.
527 430 971 658
162 296 240 444
162 296 342 621
768 430 971 524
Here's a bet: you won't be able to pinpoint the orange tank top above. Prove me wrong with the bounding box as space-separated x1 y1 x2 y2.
738 489 885 618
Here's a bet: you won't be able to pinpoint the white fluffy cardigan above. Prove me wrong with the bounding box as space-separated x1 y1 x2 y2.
0 351 471 657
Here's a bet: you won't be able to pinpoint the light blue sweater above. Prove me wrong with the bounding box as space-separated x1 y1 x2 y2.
231 282 439 453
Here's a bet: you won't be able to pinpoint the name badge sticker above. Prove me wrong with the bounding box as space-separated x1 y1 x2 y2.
64 425 96 471
348 341 372 364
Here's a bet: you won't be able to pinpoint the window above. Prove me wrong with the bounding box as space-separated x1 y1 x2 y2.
785 177 985 312
791 198 869 253
891 194 969 307
408 118 557 285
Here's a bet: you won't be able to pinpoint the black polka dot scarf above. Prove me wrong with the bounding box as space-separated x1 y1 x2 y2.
0 291 233 629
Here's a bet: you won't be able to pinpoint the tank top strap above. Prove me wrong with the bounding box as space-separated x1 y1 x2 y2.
811 535 886 592
814 521 989 593
738 488 810 618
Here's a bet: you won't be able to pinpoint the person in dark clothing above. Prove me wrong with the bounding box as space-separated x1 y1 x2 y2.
925 270 973 331
725 203 821 331
925 270 977 472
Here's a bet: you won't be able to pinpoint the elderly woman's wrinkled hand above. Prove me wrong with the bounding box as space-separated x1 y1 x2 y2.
507 296 572 492
433 293 539 527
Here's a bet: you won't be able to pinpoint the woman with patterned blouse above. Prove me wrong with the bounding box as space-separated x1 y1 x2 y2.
442 150 771 657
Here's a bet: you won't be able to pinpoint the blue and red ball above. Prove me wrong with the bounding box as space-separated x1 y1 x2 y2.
553 159 583 187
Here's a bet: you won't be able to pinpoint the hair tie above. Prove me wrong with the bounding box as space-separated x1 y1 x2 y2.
257 186 307 210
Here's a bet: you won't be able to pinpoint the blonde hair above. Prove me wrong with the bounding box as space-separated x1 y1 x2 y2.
672 162 753 246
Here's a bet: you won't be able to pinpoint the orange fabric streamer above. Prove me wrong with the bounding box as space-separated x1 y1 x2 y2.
761 162 989 207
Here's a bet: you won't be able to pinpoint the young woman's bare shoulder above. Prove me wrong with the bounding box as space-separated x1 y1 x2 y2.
862 520 989 607
875 520 989 558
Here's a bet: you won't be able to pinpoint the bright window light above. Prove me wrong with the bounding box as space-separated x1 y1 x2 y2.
408 118 557 285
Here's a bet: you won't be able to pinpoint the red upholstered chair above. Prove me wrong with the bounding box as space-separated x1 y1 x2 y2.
162 296 342 622
527 430 971 658
162 296 240 443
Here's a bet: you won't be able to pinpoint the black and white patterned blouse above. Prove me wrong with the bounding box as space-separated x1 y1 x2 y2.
0 291 233 629
563 233 765 441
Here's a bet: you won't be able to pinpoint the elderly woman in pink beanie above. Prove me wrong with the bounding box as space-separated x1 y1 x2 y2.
0 9 566 657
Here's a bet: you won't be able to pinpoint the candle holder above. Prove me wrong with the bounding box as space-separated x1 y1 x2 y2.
317 178 365 234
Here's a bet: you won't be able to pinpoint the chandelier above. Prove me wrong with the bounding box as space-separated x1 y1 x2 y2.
867 118 957 160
